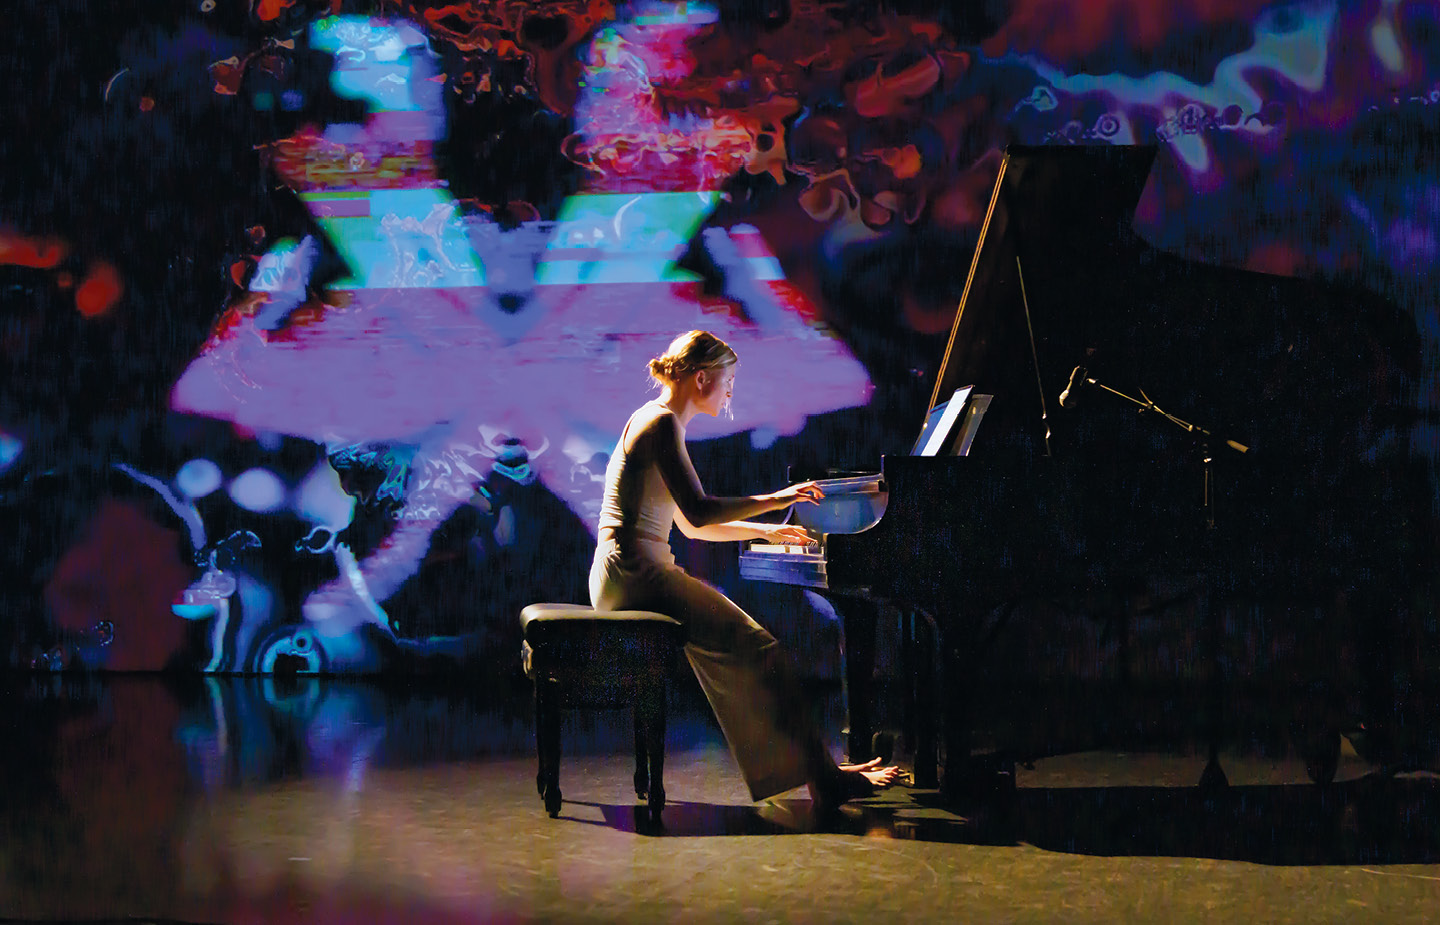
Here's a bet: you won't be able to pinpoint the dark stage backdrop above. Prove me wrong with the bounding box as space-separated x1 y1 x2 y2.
1 0 1436 676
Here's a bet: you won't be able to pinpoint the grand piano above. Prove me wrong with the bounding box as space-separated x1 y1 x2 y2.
741 144 1423 795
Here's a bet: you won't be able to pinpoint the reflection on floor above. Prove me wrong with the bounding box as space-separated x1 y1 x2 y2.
1 672 1437 924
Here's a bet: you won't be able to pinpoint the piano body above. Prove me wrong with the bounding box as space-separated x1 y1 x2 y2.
741 144 1422 794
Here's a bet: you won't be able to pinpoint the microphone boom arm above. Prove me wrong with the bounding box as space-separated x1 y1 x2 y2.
1085 378 1250 455
1063 371 1250 534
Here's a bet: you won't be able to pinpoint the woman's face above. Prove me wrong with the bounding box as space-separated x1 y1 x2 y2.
696 363 736 417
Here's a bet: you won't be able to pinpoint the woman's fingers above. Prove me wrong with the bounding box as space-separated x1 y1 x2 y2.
773 526 814 545
793 481 824 503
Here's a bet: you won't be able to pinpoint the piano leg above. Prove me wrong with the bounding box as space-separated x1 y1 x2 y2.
911 610 939 790
935 618 1004 801
1198 591 1229 793
900 610 915 767
840 597 878 764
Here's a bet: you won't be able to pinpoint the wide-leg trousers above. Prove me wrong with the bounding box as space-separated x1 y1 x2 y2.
590 538 813 801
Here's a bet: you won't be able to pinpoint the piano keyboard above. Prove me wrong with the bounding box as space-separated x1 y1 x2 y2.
739 472 888 591
739 544 828 588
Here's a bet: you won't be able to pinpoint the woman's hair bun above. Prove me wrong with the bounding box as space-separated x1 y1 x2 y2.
647 331 736 386
646 356 677 380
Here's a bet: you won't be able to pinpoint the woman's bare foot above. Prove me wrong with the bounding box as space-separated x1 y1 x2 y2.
807 769 871 817
859 764 905 787
807 761 906 817
838 757 883 772
838 756 906 786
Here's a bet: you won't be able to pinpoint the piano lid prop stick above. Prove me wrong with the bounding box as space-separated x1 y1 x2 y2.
1014 255 1053 455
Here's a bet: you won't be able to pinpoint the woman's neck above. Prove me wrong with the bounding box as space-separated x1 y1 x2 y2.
656 387 698 427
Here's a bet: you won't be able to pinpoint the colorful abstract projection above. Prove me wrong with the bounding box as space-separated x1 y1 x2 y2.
120 0 1436 674
166 8 869 673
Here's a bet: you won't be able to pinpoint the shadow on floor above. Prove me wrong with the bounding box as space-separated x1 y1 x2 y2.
571 773 1440 868
919 774 1440 864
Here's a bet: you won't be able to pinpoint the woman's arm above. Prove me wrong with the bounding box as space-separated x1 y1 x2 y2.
645 412 820 527
673 510 814 544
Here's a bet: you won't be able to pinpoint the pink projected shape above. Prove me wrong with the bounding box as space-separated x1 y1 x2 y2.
171 10 871 647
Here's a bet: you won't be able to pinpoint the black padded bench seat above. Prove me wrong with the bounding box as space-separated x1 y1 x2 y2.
520 603 684 820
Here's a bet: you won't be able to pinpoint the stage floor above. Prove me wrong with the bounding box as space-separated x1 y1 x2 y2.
1 672 1437 924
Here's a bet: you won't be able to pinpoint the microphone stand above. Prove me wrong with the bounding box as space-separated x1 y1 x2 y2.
1080 378 1249 528
1071 375 1249 794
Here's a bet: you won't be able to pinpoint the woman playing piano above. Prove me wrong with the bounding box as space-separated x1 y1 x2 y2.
590 330 902 814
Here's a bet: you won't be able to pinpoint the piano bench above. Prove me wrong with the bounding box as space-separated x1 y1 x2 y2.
520 603 684 822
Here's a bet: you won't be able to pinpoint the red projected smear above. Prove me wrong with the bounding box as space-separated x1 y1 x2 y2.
254 0 299 23
0 231 67 269
0 233 121 318
852 54 944 119
75 261 123 318
982 0 1274 65
676 8 985 235
44 499 192 671
390 0 616 109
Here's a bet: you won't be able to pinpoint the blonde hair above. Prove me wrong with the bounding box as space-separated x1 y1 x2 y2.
646 330 737 387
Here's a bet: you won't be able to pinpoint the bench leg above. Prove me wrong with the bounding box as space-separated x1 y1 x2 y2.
635 677 666 820
633 700 649 801
535 680 546 799
536 677 563 817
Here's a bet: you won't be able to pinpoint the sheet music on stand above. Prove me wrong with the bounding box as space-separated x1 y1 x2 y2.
912 386 992 457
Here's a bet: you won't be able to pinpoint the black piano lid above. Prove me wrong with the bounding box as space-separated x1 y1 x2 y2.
913 141 1423 562
928 144 1159 449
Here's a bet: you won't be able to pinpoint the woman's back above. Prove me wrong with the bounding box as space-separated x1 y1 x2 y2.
595 401 678 554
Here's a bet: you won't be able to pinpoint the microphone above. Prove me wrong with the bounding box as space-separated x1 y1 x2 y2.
1058 366 1089 408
